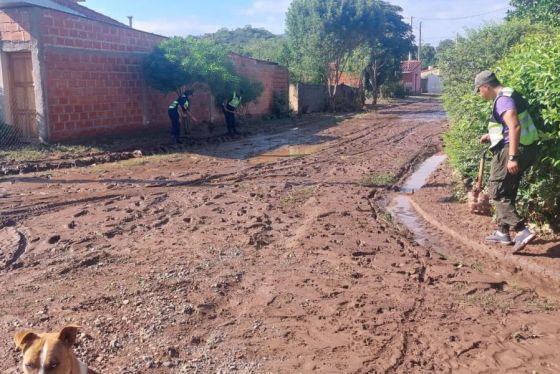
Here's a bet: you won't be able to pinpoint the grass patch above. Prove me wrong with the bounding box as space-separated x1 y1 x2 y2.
360 172 395 187
527 298 559 312
378 210 394 226
452 281 467 291
280 187 315 207
466 292 513 311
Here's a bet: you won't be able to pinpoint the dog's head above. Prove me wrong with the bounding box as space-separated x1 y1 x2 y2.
14 325 81 374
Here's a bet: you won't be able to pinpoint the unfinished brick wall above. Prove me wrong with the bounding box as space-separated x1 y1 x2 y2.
229 53 289 117
0 9 31 43
40 9 169 141
2 6 290 142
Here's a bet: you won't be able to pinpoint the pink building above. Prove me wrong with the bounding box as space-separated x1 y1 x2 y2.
401 60 422 95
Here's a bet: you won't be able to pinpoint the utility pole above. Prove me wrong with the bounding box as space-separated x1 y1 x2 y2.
410 16 414 61
418 21 422 62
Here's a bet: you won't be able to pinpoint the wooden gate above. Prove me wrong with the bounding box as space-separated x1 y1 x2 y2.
7 52 37 138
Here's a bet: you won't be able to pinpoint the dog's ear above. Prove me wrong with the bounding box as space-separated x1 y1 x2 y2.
58 325 80 347
14 330 39 351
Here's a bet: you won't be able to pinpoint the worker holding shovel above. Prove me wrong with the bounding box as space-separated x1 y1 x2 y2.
474 70 539 252
222 90 244 136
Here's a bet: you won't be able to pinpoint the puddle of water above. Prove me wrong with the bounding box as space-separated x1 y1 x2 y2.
388 195 428 245
388 154 448 244
400 154 447 193
248 144 322 165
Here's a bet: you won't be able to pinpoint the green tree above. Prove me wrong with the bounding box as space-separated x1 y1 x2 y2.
198 26 290 66
420 44 436 69
508 0 560 27
364 2 412 104
143 37 262 105
286 0 381 105
435 39 455 66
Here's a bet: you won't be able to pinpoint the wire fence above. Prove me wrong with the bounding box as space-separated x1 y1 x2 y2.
0 121 30 150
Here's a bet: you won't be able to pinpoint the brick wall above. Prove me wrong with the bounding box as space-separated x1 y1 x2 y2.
40 9 170 141
0 9 31 43
2 7 290 142
229 53 289 117
338 71 362 89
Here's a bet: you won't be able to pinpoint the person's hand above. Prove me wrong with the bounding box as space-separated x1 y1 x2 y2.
480 134 491 144
507 160 519 175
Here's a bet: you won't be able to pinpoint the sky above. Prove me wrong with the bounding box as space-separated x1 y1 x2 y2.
84 0 512 46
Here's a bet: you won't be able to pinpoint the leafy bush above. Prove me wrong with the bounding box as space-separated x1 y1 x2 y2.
495 32 560 227
508 0 560 28
441 20 543 177
143 37 263 105
380 80 407 99
271 91 290 118
441 22 560 229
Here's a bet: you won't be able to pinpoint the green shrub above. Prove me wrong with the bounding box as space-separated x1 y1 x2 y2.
441 23 560 229
271 91 290 118
494 31 560 227
380 80 406 98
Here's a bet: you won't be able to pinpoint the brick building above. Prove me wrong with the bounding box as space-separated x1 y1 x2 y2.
401 60 422 95
0 0 289 143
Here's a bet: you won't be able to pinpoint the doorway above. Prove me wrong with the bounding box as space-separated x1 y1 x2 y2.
5 51 37 139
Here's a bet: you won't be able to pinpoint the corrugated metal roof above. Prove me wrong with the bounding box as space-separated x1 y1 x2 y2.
0 0 125 26
0 0 82 16
401 60 422 73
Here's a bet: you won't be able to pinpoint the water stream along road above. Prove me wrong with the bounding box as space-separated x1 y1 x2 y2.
388 154 448 245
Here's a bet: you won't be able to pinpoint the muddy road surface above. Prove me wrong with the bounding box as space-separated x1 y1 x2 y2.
2 97 559 373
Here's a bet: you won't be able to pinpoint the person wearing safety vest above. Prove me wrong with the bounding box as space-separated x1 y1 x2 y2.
222 90 244 135
474 70 539 253
168 90 197 144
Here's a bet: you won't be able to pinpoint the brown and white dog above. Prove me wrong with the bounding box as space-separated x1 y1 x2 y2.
14 325 98 374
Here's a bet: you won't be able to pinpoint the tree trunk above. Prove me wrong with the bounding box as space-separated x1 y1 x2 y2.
369 62 379 105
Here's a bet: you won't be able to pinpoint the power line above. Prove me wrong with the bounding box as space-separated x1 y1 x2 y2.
417 7 510 21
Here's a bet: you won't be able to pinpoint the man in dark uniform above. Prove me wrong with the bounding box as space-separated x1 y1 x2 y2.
168 90 196 144
222 89 244 135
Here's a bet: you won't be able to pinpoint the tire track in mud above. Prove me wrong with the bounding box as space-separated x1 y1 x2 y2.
0 194 124 224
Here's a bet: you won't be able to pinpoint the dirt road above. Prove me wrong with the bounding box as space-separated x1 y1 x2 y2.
1 97 559 373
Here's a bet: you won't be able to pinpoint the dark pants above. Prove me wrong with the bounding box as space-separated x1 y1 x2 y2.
488 143 538 232
223 105 237 134
168 109 180 141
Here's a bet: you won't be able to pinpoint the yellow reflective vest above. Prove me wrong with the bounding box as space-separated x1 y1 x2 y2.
488 87 539 148
229 92 242 109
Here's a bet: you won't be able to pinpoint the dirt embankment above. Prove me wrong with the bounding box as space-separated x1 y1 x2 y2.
1 97 559 373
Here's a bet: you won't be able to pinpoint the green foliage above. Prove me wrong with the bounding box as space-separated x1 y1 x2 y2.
441 20 560 228
439 20 540 102
440 20 542 177
508 0 560 27
198 26 291 66
143 37 262 105
271 91 290 118
495 32 560 226
142 37 191 94
286 0 385 85
420 44 437 69
363 2 413 104
379 80 406 99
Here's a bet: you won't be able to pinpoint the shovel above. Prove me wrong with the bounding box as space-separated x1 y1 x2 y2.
467 149 491 215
